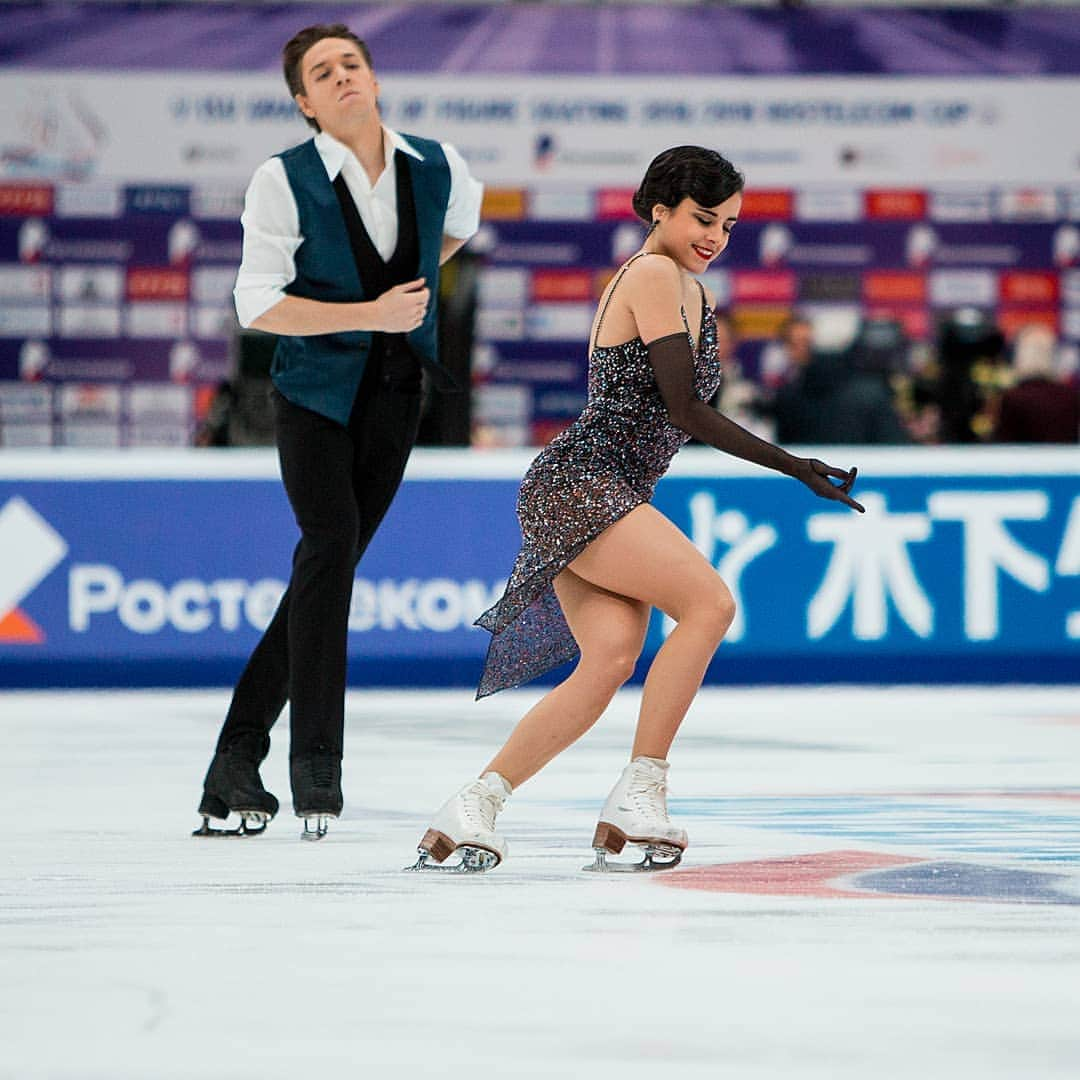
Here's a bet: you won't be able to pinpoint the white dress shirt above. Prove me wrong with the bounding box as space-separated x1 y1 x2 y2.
234 127 484 328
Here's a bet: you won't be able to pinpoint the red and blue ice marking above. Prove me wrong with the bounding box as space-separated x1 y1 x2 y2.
661 789 1080 904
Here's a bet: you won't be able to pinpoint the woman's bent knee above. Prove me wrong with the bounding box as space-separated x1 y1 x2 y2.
683 588 736 643
607 652 638 687
579 650 638 694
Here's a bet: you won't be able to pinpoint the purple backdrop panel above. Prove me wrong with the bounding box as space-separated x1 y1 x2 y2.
3 4 1080 76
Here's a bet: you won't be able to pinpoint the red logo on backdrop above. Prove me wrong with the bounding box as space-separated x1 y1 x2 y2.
997 309 1058 338
531 418 573 445
999 272 1059 305
863 271 927 304
126 268 190 301
865 190 927 219
732 270 797 304
595 189 638 221
867 306 930 341
0 184 54 216
531 269 594 303
739 190 794 220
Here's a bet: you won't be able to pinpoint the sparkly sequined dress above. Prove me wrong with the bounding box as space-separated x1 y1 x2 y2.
475 263 722 698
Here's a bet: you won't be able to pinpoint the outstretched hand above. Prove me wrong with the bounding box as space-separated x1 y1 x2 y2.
797 458 865 512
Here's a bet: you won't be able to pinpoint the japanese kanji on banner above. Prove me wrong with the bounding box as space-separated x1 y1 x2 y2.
0 447 1076 687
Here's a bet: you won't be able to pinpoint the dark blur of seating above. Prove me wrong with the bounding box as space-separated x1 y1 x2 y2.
772 316 910 445
195 328 276 447
932 308 1008 444
993 323 1079 444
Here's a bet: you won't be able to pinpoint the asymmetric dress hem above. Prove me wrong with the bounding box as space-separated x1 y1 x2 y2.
474 261 722 699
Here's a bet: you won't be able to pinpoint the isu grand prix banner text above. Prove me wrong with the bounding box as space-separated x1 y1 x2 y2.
3 74 1080 187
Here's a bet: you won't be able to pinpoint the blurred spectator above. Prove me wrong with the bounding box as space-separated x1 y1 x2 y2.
934 308 1006 443
194 329 276 447
712 311 774 440
759 313 814 391
773 317 909 445
893 342 943 444
993 324 1079 443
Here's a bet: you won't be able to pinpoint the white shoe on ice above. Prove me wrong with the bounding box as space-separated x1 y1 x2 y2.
585 757 687 872
408 772 511 873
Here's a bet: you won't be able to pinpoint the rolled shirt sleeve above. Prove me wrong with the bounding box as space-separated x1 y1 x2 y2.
440 141 483 241
233 158 303 328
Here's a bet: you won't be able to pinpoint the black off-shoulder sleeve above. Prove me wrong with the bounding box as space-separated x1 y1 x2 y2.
644 331 803 477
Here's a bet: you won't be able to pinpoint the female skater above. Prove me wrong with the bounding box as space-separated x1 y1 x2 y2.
410 147 864 873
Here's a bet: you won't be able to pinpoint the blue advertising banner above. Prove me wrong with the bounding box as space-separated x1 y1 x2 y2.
0 448 1077 688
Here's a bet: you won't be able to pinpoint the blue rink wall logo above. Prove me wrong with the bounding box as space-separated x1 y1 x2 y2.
69 565 287 635
0 497 68 644
655 483 1080 647
69 566 502 636
0 496 503 643
3 470 1079 676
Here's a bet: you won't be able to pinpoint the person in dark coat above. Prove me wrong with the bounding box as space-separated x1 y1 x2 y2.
773 319 909 445
994 325 1079 443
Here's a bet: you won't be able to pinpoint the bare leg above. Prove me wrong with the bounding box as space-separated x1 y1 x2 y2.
567 505 735 761
483 570 650 788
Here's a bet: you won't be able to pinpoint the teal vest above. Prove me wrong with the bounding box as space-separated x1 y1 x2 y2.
271 135 452 424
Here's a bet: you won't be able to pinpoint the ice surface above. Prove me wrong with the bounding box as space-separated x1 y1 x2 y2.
2 686 1078 1078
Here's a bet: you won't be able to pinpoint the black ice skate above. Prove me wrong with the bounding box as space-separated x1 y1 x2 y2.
193 732 278 837
290 751 343 841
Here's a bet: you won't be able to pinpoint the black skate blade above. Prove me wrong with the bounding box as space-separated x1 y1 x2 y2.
192 812 269 838
404 846 500 873
582 844 683 873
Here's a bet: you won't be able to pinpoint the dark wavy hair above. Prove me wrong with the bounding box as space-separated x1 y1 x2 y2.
283 24 374 131
632 146 744 224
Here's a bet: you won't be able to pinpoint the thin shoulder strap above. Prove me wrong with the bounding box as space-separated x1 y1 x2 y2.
688 279 707 339
589 251 651 354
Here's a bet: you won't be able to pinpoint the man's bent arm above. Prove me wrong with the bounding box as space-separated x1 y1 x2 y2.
249 295 386 336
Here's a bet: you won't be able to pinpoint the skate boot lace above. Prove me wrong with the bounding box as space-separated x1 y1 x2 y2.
462 783 502 831
629 774 671 823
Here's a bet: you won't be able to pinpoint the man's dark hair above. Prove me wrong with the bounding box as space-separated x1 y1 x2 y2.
282 24 374 132
632 146 744 224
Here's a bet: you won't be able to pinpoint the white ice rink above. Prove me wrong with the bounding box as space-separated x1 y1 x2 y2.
2 685 1079 1079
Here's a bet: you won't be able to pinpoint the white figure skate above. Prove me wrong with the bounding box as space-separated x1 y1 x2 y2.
583 757 687 872
406 772 510 873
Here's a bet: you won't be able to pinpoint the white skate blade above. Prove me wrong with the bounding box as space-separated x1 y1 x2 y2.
300 813 338 842
582 844 683 873
404 845 500 873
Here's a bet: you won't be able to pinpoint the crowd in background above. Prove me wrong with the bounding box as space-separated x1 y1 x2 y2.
712 308 1080 447
199 297 1080 449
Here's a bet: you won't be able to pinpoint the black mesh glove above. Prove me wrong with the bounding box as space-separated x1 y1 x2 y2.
646 331 864 512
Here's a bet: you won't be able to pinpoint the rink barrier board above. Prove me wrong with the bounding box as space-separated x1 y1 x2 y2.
0 446 1077 689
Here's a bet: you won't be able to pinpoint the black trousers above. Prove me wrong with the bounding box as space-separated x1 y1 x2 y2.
214 345 422 762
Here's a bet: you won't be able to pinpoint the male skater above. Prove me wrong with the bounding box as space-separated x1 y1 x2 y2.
194 24 482 840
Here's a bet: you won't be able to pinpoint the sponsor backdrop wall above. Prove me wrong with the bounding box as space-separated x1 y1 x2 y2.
1 447 1077 689
1 5 1080 447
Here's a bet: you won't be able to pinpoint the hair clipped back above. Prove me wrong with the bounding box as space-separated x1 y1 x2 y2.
632 146 744 224
282 24 374 131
